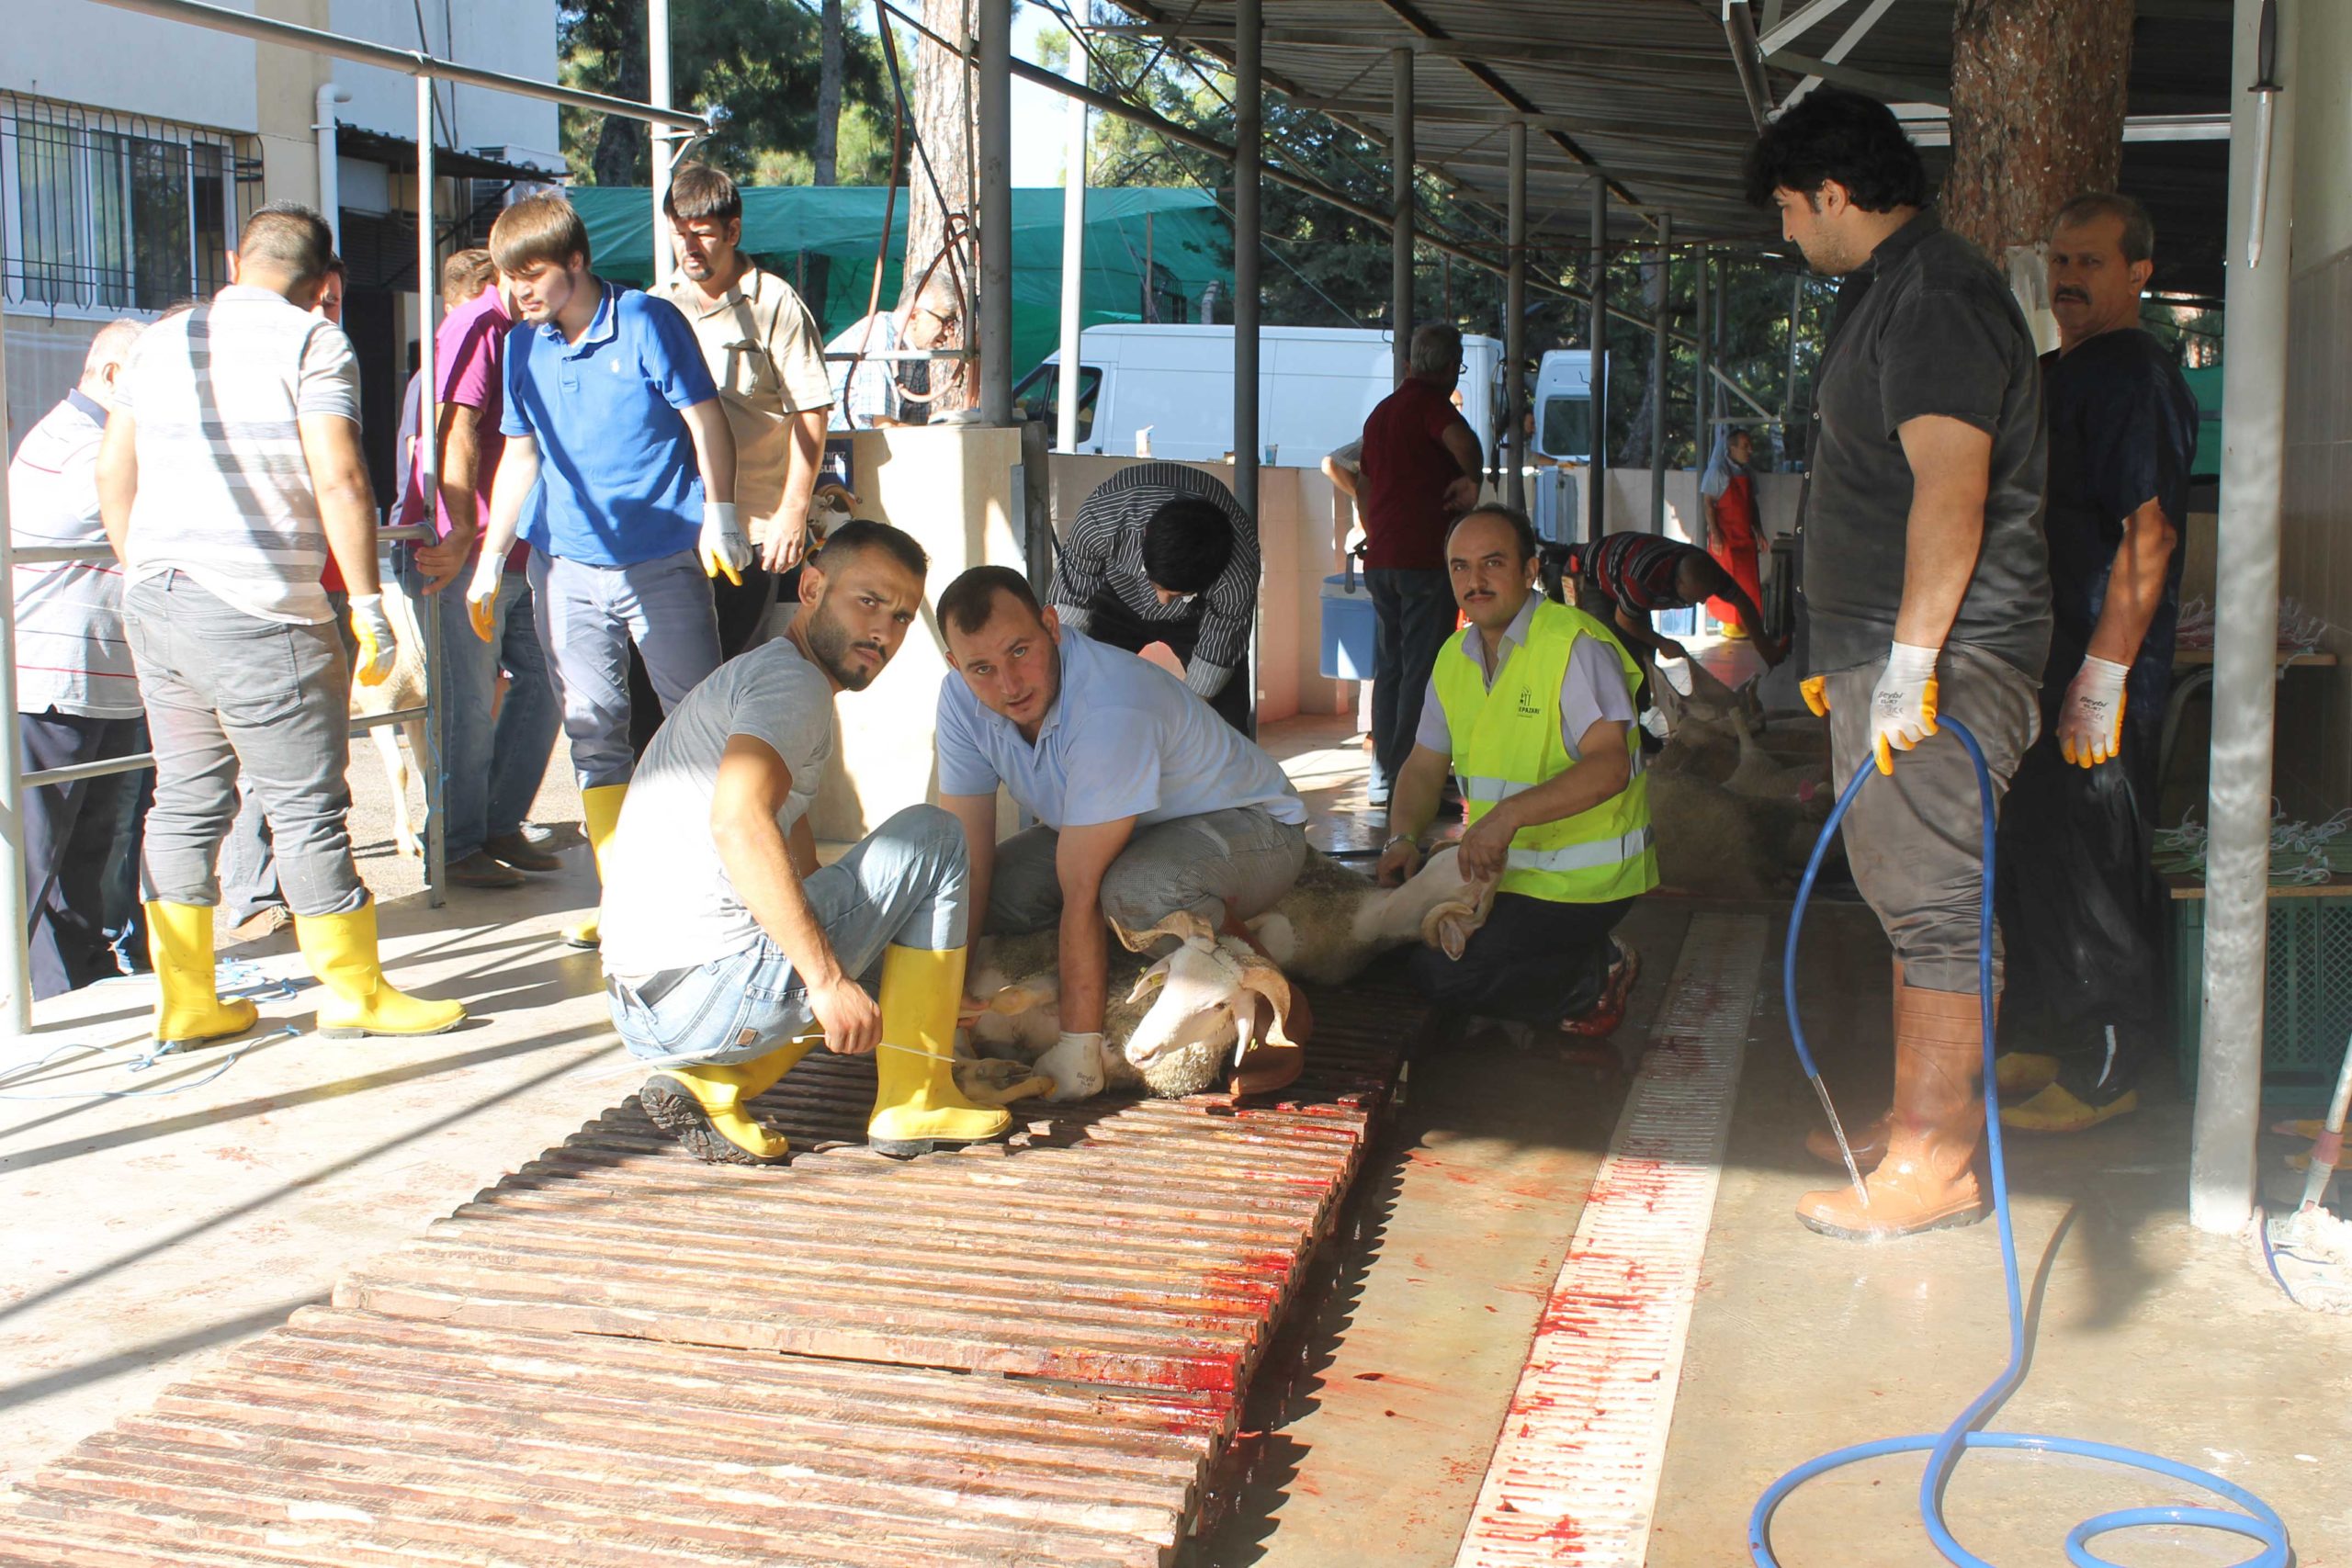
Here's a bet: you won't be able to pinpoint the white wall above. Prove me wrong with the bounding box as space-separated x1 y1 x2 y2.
1 0 262 132
329 1 561 171
2290 0 2352 265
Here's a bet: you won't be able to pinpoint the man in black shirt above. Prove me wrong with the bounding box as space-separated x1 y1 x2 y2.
1748 88 2052 1241
1994 193 2197 1136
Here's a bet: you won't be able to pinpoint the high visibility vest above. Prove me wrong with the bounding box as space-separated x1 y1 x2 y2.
1434 597 1658 904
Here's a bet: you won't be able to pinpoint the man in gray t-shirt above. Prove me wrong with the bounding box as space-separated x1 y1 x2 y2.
1745 88 2051 1244
598 520 1023 1166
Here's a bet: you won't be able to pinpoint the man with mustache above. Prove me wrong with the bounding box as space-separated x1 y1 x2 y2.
597 521 1012 1166
934 566 1314 1101
1992 193 2198 1135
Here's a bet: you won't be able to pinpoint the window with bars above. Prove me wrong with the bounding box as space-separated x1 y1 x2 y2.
2 94 260 316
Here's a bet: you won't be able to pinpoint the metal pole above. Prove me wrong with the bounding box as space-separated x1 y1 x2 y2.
1586 176 1608 543
1648 218 1670 535
1505 118 1527 512
2193 0 2298 1235
1693 243 1712 451
1234 0 1261 738
415 73 447 907
1055 26 1088 453
1782 272 1804 463
0 294 28 1035
314 85 352 250
1391 48 1414 384
977 0 1015 425
649 0 673 290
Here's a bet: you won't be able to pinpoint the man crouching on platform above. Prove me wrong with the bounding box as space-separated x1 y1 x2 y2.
598 520 1012 1165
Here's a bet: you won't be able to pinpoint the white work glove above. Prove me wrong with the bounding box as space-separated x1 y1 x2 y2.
699 500 751 585
347 593 397 687
463 554 502 643
1037 1030 1106 1101
2058 655 2130 768
1868 640 1941 775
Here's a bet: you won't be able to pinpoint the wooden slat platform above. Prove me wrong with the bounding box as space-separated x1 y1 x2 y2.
0 987 1414 1567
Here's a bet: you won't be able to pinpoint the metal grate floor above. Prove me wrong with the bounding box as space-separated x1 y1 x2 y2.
0 987 1413 1568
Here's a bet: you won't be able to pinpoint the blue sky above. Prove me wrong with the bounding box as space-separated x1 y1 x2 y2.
1011 9 1077 186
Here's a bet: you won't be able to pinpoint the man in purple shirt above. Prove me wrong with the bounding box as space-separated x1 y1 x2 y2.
393 249 560 886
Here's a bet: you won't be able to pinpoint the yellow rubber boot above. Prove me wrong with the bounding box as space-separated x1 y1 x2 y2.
1994 1051 2061 1099
144 901 258 1050
566 784 628 950
640 1032 823 1166
294 903 468 1039
869 945 1012 1158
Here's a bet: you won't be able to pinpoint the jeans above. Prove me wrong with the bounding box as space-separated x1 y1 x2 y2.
1406 891 1632 1025
1079 588 1253 735
1825 641 2040 996
607 804 968 1068
391 556 562 859
530 549 721 792
18 710 147 999
1367 568 1456 786
126 572 367 917
985 806 1308 938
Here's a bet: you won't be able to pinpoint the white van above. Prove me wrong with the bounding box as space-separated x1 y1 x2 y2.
1015 324 1501 465
1530 350 1597 463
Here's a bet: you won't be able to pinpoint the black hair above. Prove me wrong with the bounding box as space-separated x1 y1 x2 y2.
1447 503 1541 566
813 518 927 581
664 163 743 226
1140 497 1235 594
1743 86 1928 214
2052 190 2155 264
937 564 1041 639
237 203 335 287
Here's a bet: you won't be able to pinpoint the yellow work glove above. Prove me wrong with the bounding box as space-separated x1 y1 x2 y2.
1800 674 1830 717
347 592 397 687
699 500 750 585
463 556 502 643
1868 641 1941 775
2058 655 2130 768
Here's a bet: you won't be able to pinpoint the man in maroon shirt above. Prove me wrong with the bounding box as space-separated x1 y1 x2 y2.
1356 323 1485 807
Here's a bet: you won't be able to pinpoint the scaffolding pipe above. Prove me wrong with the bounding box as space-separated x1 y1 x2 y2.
1649 215 1671 534
650 0 673 289
415 74 447 907
2192 0 2298 1235
1693 244 1712 452
1391 50 1415 384
1505 118 1527 512
977 0 1015 425
1056 28 1088 453
0 309 26 1034
1234 0 1262 515
1587 177 1608 544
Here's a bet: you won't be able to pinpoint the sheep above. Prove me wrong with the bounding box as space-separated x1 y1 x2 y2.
964 847 1494 1099
1645 688 1833 898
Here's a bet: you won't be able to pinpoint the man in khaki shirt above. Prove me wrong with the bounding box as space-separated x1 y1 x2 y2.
660 164 834 647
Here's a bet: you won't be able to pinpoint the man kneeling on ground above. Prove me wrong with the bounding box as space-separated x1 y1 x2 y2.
1379 505 1657 1037
935 567 1315 1100
598 521 1010 1165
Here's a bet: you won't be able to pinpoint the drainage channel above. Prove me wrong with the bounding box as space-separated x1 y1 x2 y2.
0 987 1416 1568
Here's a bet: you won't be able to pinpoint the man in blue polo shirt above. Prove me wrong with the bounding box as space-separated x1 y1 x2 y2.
468 195 747 949
935 566 1313 1101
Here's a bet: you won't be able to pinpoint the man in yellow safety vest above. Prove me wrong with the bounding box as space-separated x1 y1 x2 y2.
1375 503 1657 1037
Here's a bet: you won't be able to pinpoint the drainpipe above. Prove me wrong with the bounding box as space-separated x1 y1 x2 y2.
1055 27 1088 453
315 84 353 249
649 0 673 288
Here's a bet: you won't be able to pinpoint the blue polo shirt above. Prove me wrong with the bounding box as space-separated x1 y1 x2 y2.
935 628 1306 830
500 281 718 567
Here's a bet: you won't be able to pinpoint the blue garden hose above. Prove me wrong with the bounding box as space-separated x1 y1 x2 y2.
1750 716 2291 1568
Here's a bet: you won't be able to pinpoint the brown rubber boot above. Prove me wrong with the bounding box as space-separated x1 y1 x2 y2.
1796 981 1989 1240
1804 961 1900 1170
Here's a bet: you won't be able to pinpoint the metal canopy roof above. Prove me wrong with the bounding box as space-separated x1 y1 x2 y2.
1100 0 2236 295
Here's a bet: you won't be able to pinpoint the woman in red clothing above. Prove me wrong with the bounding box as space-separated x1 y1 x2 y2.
1700 427 1764 637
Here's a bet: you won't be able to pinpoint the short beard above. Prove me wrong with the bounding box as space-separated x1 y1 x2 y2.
803 603 882 691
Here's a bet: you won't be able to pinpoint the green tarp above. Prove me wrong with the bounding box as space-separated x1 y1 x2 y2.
570 185 1231 382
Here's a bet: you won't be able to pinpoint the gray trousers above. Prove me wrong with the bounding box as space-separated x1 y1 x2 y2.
529 548 721 792
1825 641 2040 995
987 806 1307 939
125 571 367 916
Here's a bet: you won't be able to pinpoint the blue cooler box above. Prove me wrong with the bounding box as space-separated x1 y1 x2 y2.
1321 573 1376 680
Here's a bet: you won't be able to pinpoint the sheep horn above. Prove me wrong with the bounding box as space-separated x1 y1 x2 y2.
1113 908 1220 954
1233 956 1297 1048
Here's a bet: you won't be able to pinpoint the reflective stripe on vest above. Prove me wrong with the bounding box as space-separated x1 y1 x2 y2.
1506 825 1656 874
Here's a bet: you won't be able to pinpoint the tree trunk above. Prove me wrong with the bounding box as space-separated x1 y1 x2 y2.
814 0 844 186
591 6 650 189
1942 0 2134 261
898 0 975 412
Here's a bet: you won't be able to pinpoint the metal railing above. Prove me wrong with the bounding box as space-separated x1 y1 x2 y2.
0 0 708 1034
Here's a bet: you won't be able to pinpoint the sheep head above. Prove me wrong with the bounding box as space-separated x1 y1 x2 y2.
1117 933 1295 1099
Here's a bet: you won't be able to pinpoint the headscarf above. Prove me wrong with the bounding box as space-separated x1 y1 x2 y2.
1700 427 1747 503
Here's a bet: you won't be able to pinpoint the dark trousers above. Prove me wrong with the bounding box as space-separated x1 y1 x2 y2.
19 710 148 1000
1080 588 1253 734
1367 569 1455 784
1406 890 1634 1025
627 563 779 754
1994 670 2167 1102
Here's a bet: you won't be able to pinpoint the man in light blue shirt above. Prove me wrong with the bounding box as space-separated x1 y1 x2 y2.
935 566 1311 1100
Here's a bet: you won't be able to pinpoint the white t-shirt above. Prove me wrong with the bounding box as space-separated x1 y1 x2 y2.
118 286 362 626
598 637 837 980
